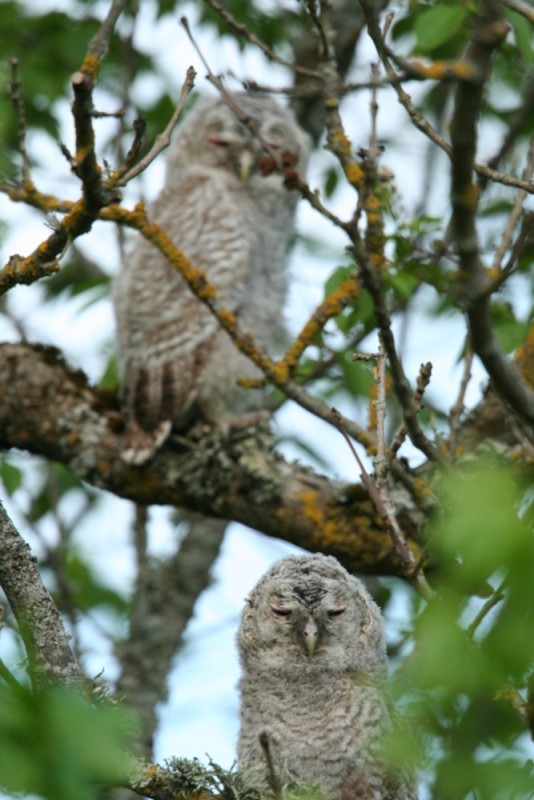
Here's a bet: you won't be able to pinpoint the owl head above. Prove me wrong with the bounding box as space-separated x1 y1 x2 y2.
167 93 309 185
238 554 387 676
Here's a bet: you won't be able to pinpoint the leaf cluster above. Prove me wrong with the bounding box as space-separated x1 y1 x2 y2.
0 682 135 800
391 458 534 798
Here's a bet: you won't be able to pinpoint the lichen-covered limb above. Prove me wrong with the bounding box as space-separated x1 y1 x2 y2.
116 513 228 757
0 343 423 577
0 500 83 690
129 757 242 800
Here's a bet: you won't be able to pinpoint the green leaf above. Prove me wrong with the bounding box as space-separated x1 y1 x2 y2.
0 458 23 496
0 683 135 800
505 8 534 67
414 5 470 53
62 551 128 613
389 270 420 301
490 302 529 354
324 167 339 198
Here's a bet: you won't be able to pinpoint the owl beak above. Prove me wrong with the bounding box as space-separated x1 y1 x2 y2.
303 616 319 657
239 149 254 183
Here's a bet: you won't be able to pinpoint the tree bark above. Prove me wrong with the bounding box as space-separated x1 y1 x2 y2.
0 500 83 690
0 342 423 576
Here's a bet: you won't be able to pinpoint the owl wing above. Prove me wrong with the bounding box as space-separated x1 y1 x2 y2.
114 169 251 462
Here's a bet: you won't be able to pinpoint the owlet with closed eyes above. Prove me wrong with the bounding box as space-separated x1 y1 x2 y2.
113 94 309 463
237 554 417 800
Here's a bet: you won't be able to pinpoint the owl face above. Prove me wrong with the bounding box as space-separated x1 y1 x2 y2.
171 95 308 181
265 574 356 658
238 555 387 674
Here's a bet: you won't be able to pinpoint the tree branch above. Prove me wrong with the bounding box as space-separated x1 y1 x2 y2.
0 343 423 578
450 0 534 427
116 512 227 758
0 500 83 690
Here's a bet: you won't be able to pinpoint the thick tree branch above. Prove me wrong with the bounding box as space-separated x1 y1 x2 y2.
0 500 83 690
450 1 534 427
116 512 227 758
0 343 423 577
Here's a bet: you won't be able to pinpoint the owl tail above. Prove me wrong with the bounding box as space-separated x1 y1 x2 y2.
121 419 172 465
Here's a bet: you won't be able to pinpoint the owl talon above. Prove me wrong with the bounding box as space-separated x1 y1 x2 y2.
121 420 172 465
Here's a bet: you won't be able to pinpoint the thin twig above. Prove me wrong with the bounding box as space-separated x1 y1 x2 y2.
8 59 31 185
388 362 433 460
203 0 321 79
467 576 507 637
333 411 414 574
449 335 474 455
303 0 331 59
489 136 534 274
115 116 147 177
292 175 350 231
503 0 534 22
373 335 388 487
332 408 434 599
87 0 129 61
115 66 196 186
241 73 406 97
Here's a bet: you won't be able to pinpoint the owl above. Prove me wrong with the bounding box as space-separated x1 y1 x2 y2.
237 554 417 800
113 94 309 463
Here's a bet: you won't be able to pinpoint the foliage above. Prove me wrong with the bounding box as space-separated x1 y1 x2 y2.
391 459 534 797
0 681 135 800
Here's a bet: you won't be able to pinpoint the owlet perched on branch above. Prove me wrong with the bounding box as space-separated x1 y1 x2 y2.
237 554 417 800
113 94 309 463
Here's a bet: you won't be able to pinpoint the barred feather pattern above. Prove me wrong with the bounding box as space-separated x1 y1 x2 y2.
113 95 309 463
237 555 417 800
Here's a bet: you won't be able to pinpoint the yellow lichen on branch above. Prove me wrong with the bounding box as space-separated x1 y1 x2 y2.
289 486 404 574
282 273 361 374
78 53 101 80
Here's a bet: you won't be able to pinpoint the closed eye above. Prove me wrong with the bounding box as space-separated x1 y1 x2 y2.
271 607 291 618
208 134 230 147
327 608 346 618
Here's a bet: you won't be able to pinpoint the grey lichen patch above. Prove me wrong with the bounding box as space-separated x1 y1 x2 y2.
131 757 261 800
164 423 282 513
59 400 110 475
225 422 281 506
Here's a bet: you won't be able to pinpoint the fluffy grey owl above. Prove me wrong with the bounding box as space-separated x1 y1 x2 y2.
237 554 417 800
114 94 309 463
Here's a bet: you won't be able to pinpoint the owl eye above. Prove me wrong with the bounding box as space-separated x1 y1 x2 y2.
208 134 230 147
327 607 346 618
271 606 291 619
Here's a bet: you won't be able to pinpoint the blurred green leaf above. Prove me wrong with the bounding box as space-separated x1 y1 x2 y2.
323 167 339 198
62 551 128 614
0 458 23 496
505 8 534 68
0 683 135 800
490 302 530 355
98 353 120 391
414 5 470 54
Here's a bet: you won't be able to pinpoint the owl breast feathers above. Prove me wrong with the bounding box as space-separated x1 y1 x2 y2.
113 94 309 463
237 554 417 800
